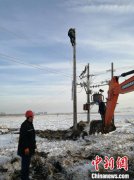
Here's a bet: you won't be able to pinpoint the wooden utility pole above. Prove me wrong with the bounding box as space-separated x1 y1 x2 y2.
87 63 90 123
111 62 114 78
68 28 77 131
111 62 114 125
73 34 77 130
79 64 91 123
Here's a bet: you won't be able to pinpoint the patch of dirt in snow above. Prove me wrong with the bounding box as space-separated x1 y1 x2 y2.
0 126 19 135
36 121 89 140
0 120 134 180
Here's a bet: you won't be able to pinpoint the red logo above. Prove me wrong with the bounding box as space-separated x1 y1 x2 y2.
91 155 128 171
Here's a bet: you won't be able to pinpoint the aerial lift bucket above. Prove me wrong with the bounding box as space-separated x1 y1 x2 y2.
89 70 134 134
91 93 104 103
89 93 104 134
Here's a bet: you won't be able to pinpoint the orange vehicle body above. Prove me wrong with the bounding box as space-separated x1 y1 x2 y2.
104 75 134 132
89 70 134 134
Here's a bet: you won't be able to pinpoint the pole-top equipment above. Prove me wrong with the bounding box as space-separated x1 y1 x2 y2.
68 28 76 46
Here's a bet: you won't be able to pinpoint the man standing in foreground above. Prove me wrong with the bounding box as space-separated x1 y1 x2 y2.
18 110 36 180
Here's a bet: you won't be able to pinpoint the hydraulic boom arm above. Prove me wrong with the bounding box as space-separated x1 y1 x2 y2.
104 70 134 131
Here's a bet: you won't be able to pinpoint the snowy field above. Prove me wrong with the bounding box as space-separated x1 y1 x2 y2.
0 113 134 179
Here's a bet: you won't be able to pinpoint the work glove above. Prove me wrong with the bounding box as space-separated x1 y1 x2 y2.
24 148 30 155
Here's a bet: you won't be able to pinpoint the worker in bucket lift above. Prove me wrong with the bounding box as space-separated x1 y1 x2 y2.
17 110 36 180
98 98 106 126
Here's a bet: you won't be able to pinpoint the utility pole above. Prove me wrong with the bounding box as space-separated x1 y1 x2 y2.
111 62 114 78
79 64 91 123
87 63 90 123
111 62 114 126
68 28 77 131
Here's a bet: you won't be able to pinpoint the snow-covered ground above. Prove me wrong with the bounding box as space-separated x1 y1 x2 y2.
0 113 134 179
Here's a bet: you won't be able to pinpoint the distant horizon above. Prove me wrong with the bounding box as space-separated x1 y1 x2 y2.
0 0 134 113
0 110 133 116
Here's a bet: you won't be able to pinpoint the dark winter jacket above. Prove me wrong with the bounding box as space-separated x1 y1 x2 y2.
99 101 106 115
17 120 36 156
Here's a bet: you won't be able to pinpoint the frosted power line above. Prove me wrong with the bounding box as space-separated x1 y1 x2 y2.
92 65 134 76
0 53 72 78
90 83 109 88
0 25 42 45
0 25 26 39
0 26 75 77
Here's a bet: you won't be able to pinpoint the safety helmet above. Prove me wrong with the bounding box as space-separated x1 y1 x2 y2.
25 110 34 118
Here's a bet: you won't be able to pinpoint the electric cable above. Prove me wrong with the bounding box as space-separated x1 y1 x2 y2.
0 25 74 78
0 53 73 78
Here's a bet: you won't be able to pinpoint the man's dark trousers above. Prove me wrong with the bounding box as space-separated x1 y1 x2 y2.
21 155 31 180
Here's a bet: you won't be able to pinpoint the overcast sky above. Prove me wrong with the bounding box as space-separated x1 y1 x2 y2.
0 0 134 114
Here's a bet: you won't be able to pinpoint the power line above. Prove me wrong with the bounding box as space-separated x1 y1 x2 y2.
91 65 134 85
0 53 72 78
0 25 41 45
0 25 26 39
92 65 134 76
0 26 75 77
90 83 109 88
1 25 134 81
